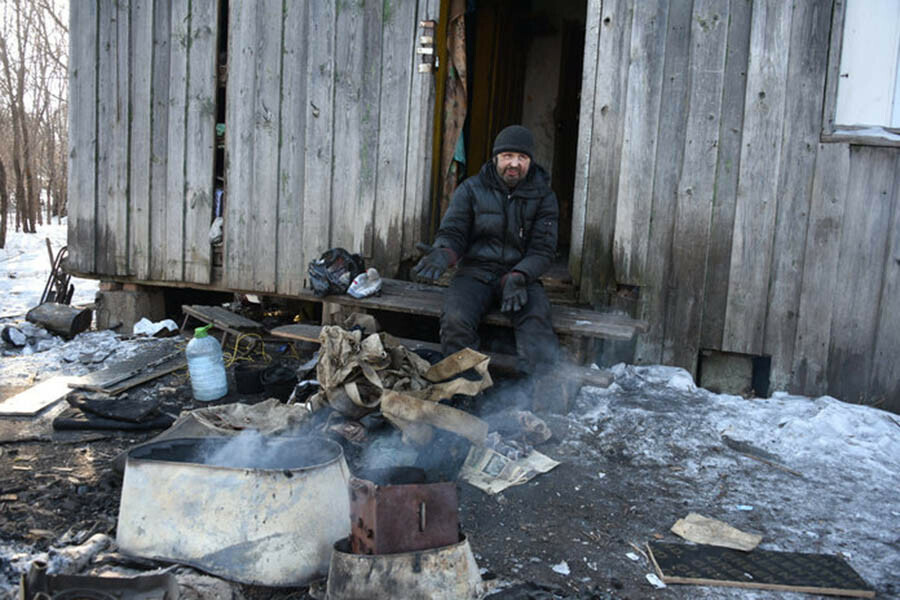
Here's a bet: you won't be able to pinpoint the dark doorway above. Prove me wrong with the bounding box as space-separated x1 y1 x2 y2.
454 0 587 259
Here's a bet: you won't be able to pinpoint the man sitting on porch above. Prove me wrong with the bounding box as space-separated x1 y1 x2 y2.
414 125 560 377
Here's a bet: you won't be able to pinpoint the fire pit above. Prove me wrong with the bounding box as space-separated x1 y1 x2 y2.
116 435 350 586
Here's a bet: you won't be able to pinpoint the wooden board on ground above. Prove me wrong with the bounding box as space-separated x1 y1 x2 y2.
71 343 185 395
182 305 264 332
647 542 875 598
0 376 82 416
290 278 649 341
271 324 612 388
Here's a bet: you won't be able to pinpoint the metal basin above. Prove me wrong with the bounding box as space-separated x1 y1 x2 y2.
116 436 350 586
326 535 484 600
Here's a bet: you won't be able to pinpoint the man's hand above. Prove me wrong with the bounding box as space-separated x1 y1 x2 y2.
501 272 528 312
413 243 453 281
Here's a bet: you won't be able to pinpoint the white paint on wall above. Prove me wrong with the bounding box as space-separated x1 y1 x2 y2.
835 0 900 127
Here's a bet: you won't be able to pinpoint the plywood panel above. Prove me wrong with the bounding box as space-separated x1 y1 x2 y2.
578 0 632 303
826 147 896 403
870 166 900 412
331 0 383 258
225 0 281 291
301 0 336 285
129 0 153 281
569 0 603 286
67 0 98 273
148 0 171 280
662 0 729 373
183 0 218 284
722 0 792 354
163 0 189 280
372 0 417 273
612 1 669 285
275 0 310 296
632 0 692 365
791 143 849 396
763 1 832 391
401 0 439 262
699 0 752 350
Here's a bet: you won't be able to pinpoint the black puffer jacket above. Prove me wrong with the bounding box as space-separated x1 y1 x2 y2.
433 160 558 283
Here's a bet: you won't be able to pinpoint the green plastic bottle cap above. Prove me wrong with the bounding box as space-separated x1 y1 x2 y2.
194 324 213 338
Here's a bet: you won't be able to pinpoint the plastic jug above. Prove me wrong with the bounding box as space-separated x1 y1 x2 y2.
185 324 228 401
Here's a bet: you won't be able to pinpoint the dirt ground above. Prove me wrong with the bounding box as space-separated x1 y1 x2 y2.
1 360 897 600
0 370 657 600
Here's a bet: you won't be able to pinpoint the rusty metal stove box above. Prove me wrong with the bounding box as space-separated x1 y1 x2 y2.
349 467 458 554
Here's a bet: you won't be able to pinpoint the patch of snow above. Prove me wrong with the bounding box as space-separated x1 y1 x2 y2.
0 218 99 318
551 561 570 575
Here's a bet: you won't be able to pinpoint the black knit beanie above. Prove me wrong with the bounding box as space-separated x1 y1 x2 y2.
492 125 535 159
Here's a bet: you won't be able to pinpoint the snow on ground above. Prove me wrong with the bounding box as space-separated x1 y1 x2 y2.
571 364 900 598
1 225 899 598
0 218 98 318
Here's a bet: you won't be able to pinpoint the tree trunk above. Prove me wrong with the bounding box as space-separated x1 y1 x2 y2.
0 158 8 248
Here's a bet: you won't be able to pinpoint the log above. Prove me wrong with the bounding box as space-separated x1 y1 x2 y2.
26 302 93 338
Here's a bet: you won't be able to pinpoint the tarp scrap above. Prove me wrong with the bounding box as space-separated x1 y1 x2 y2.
670 513 762 551
309 326 493 422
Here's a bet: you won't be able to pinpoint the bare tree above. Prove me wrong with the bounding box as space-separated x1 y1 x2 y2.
0 157 8 248
0 0 68 233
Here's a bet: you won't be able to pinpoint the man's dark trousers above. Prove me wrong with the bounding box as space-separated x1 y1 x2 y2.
440 273 559 375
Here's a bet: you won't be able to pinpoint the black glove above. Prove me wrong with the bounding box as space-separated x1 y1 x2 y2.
501 272 528 312
413 243 453 281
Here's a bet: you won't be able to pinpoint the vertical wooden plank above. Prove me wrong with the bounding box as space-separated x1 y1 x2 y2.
224 0 253 288
183 0 217 284
790 143 849 396
763 1 832 391
568 0 602 287
164 0 189 280
129 0 152 281
821 0 846 136
275 0 310 295
612 1 670 285
372 0 416 273
400 0 438 261
826 147 896 403
225 0 282 292
662 0 729 372
699 0 751 350
632 0 693 365
578 0 633 303
148 0 171 279
331 0 383 257
302 0 336 285
869 166 900 412
95 0 114 274
112 0 131 275
722 0 792 354
67 0 98 273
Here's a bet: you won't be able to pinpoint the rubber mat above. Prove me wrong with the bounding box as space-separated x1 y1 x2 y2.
647 541 875 598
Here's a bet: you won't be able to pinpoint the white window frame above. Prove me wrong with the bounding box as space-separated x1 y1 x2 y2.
822 0 900 146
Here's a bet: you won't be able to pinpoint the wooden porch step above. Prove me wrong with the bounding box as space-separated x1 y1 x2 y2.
290 278 648 342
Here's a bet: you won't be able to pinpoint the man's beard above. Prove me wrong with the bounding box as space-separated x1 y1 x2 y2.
500 166 523 187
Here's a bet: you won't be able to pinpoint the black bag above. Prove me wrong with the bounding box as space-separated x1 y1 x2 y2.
308 248 365 296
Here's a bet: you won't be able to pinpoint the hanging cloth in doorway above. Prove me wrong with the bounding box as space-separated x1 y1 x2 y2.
439 0 468 217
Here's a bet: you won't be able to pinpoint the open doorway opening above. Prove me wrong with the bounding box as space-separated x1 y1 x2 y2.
435 0 586 269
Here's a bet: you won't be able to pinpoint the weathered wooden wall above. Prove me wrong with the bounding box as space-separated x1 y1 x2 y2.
68 0 218 284
68 0 437 291
223 0 437 295
572 0 900 410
